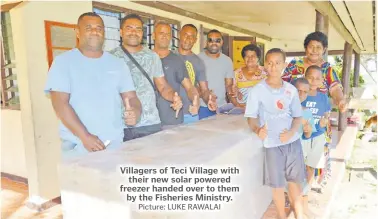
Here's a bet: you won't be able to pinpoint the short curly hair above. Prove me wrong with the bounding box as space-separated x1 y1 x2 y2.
304 31 328 49
241 44 262 60
121 14 144 28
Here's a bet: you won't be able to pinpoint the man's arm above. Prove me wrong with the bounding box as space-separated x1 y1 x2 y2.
50 91 105 150
198 81 217 111
182 78 200 115
154 76 177 102
154 76 182 112
121 91 141 112
121 91 142 126
198 81 211 103
182 78 199 102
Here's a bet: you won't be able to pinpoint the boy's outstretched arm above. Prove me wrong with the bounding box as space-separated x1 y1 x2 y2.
248 117 268 140
304 131 312 139
247 117 260 134
303 119 312 138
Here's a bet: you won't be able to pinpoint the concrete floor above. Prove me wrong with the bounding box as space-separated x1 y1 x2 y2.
1 177 62 219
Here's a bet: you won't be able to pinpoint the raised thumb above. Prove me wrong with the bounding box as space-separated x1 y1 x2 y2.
125 97 131 109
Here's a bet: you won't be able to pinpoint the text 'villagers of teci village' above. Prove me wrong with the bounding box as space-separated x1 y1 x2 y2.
119 165 241 212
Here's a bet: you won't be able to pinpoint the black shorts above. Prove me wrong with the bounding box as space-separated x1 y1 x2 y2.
123 123 162 142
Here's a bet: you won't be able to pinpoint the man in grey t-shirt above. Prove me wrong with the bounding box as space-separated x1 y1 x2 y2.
152 21 200 128
198 29 235 120
177 24 218 123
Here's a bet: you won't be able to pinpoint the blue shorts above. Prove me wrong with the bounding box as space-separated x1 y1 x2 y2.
199 106 216 120
183 114 199 124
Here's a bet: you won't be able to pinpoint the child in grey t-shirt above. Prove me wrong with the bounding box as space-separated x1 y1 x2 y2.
245 48 305 219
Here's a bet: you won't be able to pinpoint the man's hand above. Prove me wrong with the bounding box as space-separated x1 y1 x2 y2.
279 129 294 143
123 97 139 126
257 123 268 140
319 112 330 128
303 119 312 134
207 91 218 111
189 95 200 115
170 92 183 118
81 133 105 152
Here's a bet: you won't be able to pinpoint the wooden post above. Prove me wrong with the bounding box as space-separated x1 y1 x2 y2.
315 10 329 61
353 52 360 87
339 42 353 131
199 24 206 52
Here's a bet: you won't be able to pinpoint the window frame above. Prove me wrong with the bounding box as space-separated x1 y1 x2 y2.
44 20 77 68
1 11 19 110
92 1 181 51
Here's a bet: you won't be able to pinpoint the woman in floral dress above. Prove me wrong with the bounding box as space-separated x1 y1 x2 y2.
282 31 347 186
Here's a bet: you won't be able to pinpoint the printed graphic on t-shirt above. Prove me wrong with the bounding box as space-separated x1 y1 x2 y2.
306 101 321 125
185 60 196 85
276 99 285 110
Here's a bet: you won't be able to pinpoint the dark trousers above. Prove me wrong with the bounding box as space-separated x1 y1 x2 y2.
123 123 162 142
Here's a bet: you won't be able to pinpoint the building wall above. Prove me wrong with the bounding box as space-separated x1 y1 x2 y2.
10 0 92 200
1 110 27 178
6 0 265 200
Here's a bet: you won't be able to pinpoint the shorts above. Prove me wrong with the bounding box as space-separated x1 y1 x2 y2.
199 106 216 120
123 123 162 142
183 114 199 124
263 139 306 188
162 124 180 130
302 133 326 169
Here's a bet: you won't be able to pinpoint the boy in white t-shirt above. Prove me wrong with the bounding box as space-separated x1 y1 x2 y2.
245 48 305 219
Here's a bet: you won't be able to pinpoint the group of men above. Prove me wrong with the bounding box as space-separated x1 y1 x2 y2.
44 12 235 157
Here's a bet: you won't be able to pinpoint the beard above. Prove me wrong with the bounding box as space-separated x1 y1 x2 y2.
124 36 142 47
83 37 104 51
207 46 220 54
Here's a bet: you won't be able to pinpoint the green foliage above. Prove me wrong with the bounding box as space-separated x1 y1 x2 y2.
333 55 365 87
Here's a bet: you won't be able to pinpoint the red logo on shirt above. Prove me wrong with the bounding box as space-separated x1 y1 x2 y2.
285 89 292 97
276 100 284 110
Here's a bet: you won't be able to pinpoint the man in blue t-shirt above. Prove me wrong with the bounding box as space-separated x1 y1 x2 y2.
302 65 331 193
44 12 141 159
245 48 305 219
